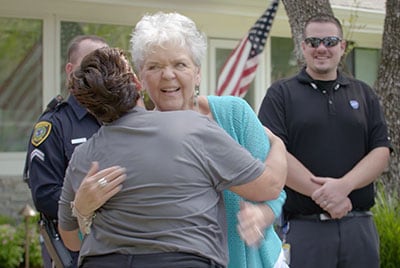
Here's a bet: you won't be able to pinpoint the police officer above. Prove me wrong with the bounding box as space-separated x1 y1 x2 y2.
24 35 108 268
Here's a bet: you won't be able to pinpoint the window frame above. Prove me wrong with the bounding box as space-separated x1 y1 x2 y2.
0 8 142 175
0 13 58 175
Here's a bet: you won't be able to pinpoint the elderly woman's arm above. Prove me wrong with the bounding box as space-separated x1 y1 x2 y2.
69 162 126 233
237 128 287 246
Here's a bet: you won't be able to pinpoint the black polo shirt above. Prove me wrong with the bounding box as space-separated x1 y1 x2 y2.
258 68 391 215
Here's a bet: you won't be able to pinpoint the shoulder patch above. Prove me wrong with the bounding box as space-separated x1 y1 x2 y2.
31 121 52 147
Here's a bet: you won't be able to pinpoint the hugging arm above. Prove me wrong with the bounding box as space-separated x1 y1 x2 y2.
236 128 287 245
71 162 126 219
227 99 286 245
230 98 287 213
58 161 126 250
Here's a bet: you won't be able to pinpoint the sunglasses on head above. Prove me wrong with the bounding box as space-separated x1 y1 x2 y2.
304 36 342 48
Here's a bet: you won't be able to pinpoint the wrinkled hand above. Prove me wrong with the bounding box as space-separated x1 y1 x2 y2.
74 161 126 217
311 176 352 219
237 201 274 247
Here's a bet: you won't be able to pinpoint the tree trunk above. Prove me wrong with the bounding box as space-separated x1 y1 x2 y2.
281 0 333 65
375 0 400 196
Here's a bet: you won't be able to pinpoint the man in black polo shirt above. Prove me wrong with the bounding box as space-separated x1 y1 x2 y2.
258 14 391 268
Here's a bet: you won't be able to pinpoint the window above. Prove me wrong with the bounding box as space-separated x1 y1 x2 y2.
0 18 135 175
354 48 380 87
270 37 298 82
0 17 43 152
0 19 134 154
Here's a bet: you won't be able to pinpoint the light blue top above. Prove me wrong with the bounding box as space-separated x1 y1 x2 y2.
208 95 286 268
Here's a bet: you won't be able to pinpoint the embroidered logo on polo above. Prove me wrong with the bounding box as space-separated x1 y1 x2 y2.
31 121 52 147
349 100 359 110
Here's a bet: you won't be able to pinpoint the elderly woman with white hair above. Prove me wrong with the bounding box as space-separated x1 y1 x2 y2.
67 12 288 268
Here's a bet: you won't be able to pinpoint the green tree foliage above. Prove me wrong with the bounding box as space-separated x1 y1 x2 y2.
372 183 400 268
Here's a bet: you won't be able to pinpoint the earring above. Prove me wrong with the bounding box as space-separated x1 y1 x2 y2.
193 85 200 110
139 90 145 100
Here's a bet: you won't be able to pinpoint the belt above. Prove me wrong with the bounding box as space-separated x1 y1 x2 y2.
82 252 224 268
289 210 373 221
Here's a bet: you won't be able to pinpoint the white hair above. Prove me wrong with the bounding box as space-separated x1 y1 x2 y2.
130 12 207 71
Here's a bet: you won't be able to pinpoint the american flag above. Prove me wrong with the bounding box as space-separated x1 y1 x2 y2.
216 0 279 97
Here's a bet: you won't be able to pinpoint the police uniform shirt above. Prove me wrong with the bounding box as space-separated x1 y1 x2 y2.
25 95 101 219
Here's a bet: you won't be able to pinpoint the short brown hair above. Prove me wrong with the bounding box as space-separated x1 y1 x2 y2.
70 47 140 123
67 35 108 64
303 14 343 39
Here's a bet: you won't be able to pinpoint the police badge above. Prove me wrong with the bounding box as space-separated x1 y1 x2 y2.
31 121 52 147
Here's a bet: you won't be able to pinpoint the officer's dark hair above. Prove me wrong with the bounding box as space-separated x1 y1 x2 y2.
69 47 140 123
303 14 343 39
67 35 108 64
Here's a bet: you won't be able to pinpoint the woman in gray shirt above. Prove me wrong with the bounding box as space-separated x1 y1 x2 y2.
58 47 282 268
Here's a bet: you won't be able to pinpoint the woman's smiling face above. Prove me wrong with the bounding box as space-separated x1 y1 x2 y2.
139 43 201 111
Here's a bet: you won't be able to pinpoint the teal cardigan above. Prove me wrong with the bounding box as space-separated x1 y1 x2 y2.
208 95 286 268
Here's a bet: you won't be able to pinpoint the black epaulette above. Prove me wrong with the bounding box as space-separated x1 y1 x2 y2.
43 94 64 113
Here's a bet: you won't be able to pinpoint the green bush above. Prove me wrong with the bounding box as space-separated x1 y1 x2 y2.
0 215 16 225
0 214 42 268
372 183 400 268
0 224 24 268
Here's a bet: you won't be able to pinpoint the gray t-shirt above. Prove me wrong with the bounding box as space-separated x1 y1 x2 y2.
58 107 265 266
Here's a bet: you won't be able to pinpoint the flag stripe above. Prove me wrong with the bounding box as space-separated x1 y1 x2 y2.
216 39 250 95
221 47 252 96
216 0 279 97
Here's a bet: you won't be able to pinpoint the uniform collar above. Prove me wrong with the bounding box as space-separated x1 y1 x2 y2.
66 94 92 120
297 67 351 87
